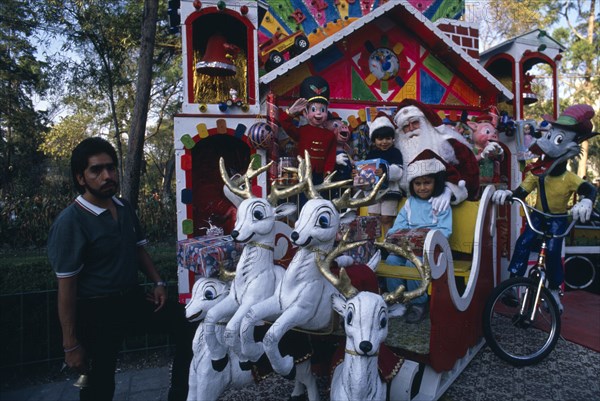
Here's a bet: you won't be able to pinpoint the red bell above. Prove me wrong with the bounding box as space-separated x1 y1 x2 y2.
521 73 538 105
196 33 240 76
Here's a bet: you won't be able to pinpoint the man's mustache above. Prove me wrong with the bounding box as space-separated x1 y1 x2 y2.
101 180 118 189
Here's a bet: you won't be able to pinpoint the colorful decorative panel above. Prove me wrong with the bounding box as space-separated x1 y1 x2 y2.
274 17 480 108
259 0 465 71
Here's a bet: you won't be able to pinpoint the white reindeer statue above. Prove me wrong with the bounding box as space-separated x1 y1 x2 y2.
204 159 295 368
203 157 317 399
315 239 432 401
240 152 387 393
184 276 253 401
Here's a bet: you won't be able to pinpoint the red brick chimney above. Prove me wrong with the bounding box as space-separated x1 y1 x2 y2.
435 19 479 60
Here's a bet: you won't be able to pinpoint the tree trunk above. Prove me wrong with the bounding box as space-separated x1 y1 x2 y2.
576 0 596 179
162 154 175 197
122 0 159 208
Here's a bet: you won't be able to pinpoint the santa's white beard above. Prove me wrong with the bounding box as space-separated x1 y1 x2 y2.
395 121 458 191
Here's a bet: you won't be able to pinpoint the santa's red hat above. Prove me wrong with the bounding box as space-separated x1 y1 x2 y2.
394 99 443 130
369 111 396 139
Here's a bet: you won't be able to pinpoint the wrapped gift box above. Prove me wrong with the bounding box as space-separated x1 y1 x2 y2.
386 228 431 257
337 216 382 242
343 241 377 265
353 158 388 190
177 235 245 277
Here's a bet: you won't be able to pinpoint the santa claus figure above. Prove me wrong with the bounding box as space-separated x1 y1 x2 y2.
393 99 480 212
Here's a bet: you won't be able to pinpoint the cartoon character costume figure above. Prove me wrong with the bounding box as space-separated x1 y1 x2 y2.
324 111 353 181
492 104 599 312
279 76 337 181
393 99 480 212
468 113 504 183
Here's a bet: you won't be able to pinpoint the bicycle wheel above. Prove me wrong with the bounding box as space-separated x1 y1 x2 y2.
483 277 561 366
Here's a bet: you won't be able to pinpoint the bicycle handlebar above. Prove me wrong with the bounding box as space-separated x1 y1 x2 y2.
509 197 577 239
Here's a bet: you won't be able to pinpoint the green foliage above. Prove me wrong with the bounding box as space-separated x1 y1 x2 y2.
137 190 177 243
39 113 94 159
36 0 182 208
0 0 51 194
0 189 176 249
477 0 559 46
0 243 177 295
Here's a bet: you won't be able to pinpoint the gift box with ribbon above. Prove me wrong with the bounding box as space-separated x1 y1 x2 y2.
337 215 382 242
177 235 245 277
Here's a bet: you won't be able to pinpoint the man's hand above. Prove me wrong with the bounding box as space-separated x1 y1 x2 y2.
288 98 308 116
571 198 593 223
430 187 452 213
492 189 513 205
64 345 88 374
147 286 167 312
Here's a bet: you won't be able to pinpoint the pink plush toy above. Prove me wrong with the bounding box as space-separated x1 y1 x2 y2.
324 111 353 180
467 113 504 162
468 113 504 183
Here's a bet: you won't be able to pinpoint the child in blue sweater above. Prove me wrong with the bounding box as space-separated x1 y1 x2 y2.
386 149 455 323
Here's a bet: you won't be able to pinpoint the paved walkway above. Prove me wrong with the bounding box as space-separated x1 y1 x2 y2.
0 367 171 401
2 338 599 401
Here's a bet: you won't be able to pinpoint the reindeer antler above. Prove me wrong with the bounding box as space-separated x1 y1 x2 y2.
315 231 364 299
332 172 387 210
219 157 272 200
300 150 353 200
266 156 309 205
218 262 236 282
375 239 431 304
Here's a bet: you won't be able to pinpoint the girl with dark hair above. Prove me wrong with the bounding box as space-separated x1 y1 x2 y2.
385 149 454 323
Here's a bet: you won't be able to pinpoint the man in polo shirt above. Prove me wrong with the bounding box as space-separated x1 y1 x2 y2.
48 137 168 401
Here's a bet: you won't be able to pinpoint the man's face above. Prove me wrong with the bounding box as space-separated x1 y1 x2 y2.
303 102 328 127
77 153 119 199
401 118 421 138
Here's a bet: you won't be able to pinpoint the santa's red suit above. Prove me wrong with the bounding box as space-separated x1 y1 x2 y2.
393 99 480 203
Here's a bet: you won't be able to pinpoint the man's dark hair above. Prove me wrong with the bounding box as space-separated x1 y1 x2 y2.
408 171 446 198
71 137 118 194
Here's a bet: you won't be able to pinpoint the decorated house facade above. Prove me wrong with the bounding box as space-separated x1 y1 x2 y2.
173 0 521 298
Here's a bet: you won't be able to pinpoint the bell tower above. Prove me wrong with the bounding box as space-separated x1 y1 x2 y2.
178 1 262 115
173 1 266 245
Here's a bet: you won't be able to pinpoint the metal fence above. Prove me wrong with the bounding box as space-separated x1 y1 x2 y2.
0 284 178 375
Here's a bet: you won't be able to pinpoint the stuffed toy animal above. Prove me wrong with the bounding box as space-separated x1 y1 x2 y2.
492 104 598 312
324 111 353 180
468 113 504 183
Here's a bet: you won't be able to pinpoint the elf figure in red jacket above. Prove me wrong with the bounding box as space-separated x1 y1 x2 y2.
279 76 337 186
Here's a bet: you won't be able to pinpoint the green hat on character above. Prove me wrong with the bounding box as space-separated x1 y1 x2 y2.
543 104 597 143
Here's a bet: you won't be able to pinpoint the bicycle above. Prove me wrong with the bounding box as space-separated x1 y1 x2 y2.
482 197 577 366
